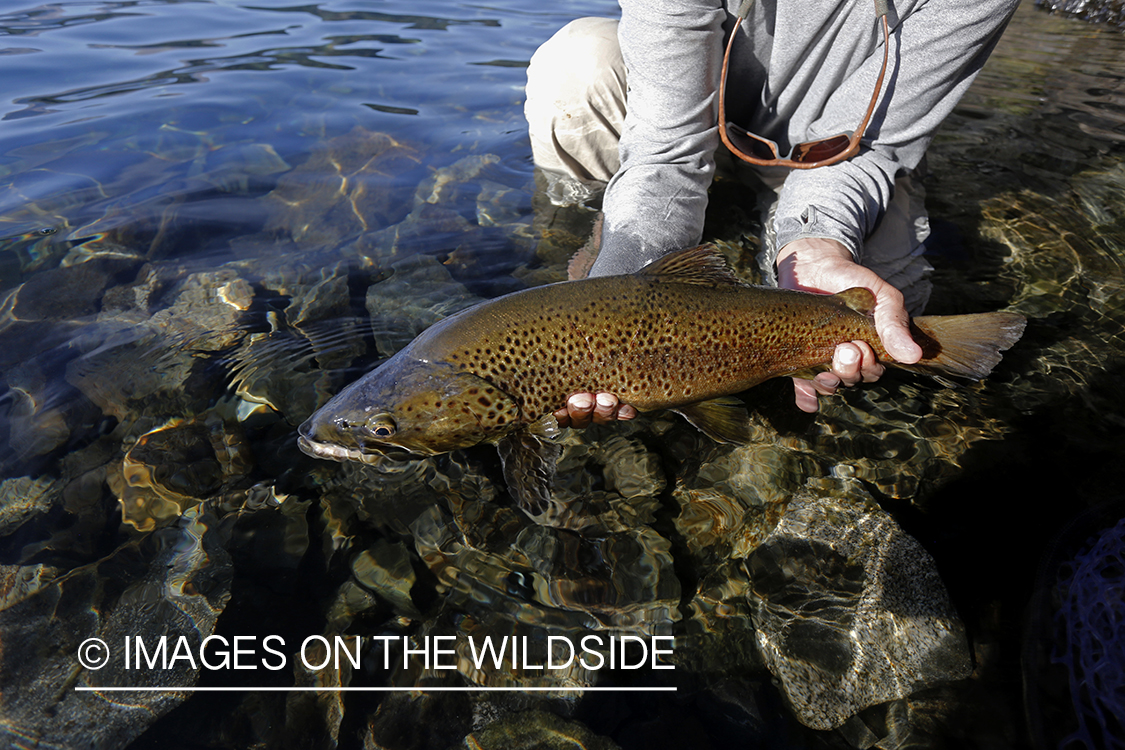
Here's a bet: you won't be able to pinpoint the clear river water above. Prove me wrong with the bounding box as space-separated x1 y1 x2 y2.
0 2 1123 749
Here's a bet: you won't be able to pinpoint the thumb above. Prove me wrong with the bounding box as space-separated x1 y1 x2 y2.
878 314 923 364
870 280 923 365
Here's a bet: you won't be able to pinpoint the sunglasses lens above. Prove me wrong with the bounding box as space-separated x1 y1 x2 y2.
725 123 779 161
791 134 852 163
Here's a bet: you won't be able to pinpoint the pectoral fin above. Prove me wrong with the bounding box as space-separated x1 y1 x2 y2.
526 413 562 441
672 396 751 444
496 429 563 520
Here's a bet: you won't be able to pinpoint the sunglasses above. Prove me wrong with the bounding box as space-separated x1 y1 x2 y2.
718 0 890 169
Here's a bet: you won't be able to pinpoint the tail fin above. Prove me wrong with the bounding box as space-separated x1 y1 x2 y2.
899 312 1026 380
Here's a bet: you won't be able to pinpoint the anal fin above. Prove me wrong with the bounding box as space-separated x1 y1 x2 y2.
781 364 832 381
672 396 751 444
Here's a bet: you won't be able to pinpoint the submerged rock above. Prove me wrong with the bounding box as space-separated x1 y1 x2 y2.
227 259 370 424
113 414 252 532
364 691 474 750
262 126 422 249
365 252 480 358
457 709 621 750
413 495 680 637
0 508 232 749
0 475 62 538
351 538 421 619
747 488 972 731
1036 0 1125 27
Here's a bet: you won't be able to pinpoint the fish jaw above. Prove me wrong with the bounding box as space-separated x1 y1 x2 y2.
296 433 417 465
296 434 354 463
297 356 523 464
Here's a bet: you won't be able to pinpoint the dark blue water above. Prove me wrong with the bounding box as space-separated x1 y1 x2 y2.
0 0 612 290
1 2 1124 749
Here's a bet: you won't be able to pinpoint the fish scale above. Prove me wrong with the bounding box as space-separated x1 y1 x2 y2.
298 244 1025 524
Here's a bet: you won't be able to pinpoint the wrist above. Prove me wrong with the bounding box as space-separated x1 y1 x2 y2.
776 237 853 268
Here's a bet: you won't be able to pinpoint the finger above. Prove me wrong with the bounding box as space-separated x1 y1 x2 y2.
832 343 863 386
558 392 636 428
566 392 596 429
792 378 820 413
792 374 842 413
813 372 842 395
592 392 620 424
844 340 885 384
591 393 638 423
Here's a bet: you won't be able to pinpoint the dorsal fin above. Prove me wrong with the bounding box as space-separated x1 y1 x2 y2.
637 244 745 287
833 287 876 316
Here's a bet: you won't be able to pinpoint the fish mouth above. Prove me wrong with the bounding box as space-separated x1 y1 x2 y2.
297 435 419 466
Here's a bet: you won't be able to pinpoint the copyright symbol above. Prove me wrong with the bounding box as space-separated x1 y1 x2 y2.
78 638 110 670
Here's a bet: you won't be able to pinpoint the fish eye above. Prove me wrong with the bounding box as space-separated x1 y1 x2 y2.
367 414 396 438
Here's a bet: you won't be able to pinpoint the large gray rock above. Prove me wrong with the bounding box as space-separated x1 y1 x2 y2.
747 489 972 730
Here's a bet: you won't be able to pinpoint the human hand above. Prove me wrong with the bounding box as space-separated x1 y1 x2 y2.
776 237 923 413
553 392 638 429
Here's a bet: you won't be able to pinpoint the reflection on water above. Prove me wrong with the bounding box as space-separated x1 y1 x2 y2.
1 1 1124 748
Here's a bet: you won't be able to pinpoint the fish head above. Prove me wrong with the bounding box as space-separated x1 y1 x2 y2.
297 357 521 464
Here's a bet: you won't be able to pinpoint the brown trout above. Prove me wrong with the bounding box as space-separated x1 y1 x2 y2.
298 245 1025 522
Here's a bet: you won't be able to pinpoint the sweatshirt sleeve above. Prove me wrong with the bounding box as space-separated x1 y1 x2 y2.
770 0 1020 262
589 0 726 277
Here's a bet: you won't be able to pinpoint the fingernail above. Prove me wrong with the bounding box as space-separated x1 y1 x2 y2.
837 346 858 365
596 393 615 408
571 393 593 409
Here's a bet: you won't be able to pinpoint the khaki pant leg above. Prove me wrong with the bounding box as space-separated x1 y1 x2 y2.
525 17 626 205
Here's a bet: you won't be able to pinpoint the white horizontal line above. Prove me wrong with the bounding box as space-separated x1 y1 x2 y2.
75 686 676 693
